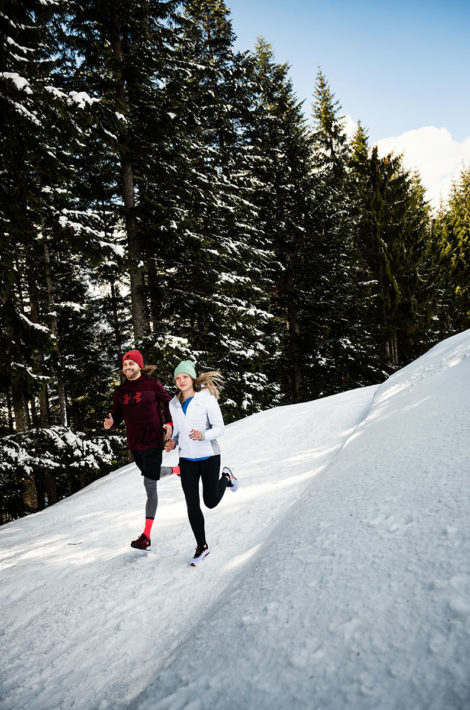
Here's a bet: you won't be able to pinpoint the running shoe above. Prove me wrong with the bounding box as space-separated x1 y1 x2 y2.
190 544 210 566
131 533 151 550
222 466 238 492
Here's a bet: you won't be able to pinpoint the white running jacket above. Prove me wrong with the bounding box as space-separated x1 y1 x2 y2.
170 388 224 459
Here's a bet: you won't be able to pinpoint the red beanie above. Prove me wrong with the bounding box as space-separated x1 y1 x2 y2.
122 349 144 369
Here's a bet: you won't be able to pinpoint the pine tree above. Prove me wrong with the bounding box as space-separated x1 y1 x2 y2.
0 0 77 510
302 71 365 397
393 173 438 363
0 0 64 433
249 37 315 404
348 122 391 382
140 3 276 419
0 1 131 515
349 130 434 369
63 0 182 342
433 166 470 334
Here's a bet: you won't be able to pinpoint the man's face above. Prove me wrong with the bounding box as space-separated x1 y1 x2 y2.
123 359 141 381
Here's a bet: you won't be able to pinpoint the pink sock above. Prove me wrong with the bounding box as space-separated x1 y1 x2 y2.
144 518 154 538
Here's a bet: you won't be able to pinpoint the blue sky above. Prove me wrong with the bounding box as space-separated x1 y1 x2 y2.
227 0 470 144
226 0 470 205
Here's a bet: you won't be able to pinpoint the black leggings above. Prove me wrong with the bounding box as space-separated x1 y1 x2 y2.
179 455 227 547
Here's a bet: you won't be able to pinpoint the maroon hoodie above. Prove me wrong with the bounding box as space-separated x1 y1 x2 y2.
111 373 172 451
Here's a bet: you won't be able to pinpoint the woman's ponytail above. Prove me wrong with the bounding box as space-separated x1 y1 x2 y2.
194 371 224 400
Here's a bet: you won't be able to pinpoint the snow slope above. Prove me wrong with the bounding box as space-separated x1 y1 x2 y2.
1 331 470 710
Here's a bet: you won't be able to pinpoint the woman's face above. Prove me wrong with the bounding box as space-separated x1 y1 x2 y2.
176 372 194 395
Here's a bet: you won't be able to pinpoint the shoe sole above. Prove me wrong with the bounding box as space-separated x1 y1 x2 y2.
222 467 238 492
190 551 210 567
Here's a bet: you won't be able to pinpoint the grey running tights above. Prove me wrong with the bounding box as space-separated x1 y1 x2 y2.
144 476 158 519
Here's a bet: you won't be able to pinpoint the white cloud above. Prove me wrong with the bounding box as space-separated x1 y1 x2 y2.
342 113 357 141
375 127 470 209
333 117 469 210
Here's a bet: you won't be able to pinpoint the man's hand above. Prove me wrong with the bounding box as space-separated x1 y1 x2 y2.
104 412 114 430
163 423 173 441
165 439 176 452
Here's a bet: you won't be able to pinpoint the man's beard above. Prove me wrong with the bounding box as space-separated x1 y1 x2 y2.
125 370 141 380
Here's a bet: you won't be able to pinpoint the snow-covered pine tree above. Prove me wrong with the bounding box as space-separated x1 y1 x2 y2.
183 1 275 416
141 2 276 418
301 70 366 397
63 0 182 343
0 1 130 517
0 425 123 522
249 37 315 404
0 0 65 434
0 1 76 510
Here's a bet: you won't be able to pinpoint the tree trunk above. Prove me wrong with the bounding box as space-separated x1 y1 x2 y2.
122 157 149 340
11 378 39 512
38 389 49 428
21 477 38 514
110 282 122 362
110 13 150 341
35 467 58 510
43 240 67 426
284 255 303 402
30 397 39 428
7 309 38 511
390 330 398 366
10 376 28 432
286 303 303 402
44 471 58 506
6 390 15 433
28 271 50 427
146 257 162 332
378 261 392 364
5 315 29 431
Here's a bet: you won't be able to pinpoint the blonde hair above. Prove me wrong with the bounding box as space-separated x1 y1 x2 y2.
176 370 224 403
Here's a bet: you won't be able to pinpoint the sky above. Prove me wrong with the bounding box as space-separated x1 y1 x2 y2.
1 328 470 708
227 0 470 207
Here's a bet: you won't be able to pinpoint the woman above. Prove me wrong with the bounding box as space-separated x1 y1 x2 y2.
165 360 238 566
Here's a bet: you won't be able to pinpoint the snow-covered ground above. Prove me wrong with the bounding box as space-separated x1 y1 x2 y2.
1 331 470 710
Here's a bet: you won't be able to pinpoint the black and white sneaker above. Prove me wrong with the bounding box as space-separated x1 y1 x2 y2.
190 544 209 566
223 466 238 492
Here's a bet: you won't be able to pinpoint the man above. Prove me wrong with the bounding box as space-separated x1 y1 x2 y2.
104 349 173 550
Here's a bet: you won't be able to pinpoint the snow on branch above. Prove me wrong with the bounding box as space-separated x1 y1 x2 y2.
19 313 51 333
0 72 32 94
67 91 100 109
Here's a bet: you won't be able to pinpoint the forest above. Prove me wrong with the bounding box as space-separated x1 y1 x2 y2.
1 0 469 523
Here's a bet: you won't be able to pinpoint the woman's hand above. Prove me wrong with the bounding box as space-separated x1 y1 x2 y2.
165 439 176 452
189 429 203 441
163 424 173 441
